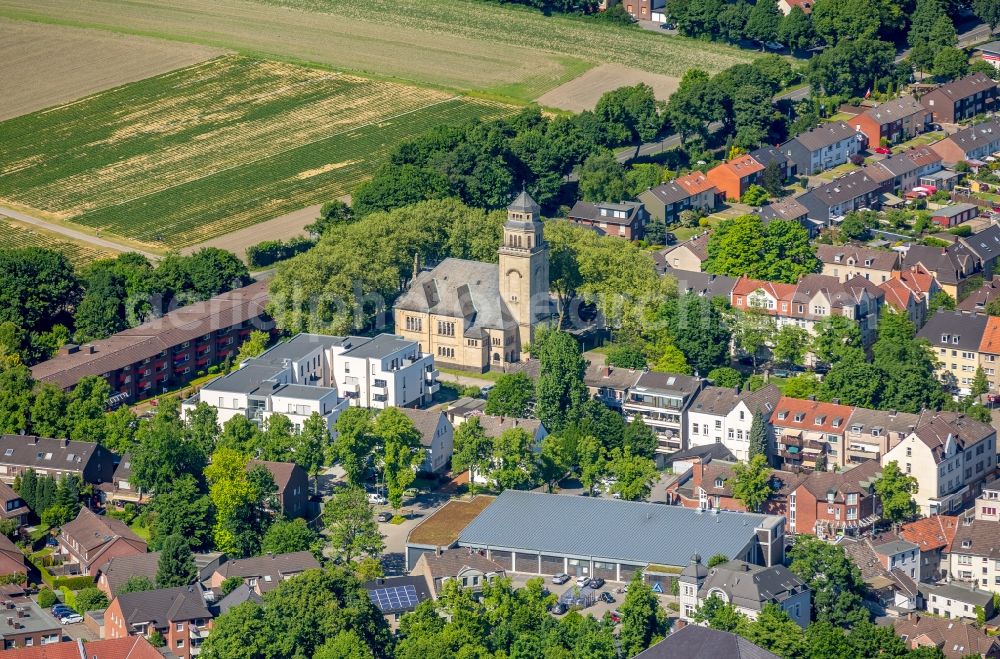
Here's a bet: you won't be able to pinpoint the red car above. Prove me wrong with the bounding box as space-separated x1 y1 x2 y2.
874 146 892 155
609 611 622 624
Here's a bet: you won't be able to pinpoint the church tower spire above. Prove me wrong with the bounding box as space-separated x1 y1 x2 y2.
498 189 549 358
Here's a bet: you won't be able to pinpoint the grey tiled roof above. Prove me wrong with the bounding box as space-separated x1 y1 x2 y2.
790 121 856 152
697 560 809 612
115 585 212 627
457 490 780 567
860 96 927 125
923 581 994 607
98 552 161 596
632 371 702 395
917 310 990 351
635 624 780 659
400 409 448 448
340 334 416 360
926 73 997 102
0 435 107 473
816 243 899 271
959 224 1000 263
394 258 516 334
583 363 642 390
664 268 737 299
567 201 643 226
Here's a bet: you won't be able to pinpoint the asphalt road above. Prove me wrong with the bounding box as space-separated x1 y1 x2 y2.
0 205 161 261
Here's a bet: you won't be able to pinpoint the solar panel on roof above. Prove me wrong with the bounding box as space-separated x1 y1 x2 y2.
367 584 419 612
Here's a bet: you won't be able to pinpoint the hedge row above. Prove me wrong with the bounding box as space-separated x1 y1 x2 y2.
246 236 314 268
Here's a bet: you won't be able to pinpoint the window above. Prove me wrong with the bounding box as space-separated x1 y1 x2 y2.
405 316 422 332
692 423 699 435
176 623 184 632
906 447 911 457
437 321 455 336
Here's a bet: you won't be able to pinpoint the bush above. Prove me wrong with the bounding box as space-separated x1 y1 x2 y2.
73 587 108 613
52 575 96 591
246 236 315 268
37 588 56 608
948 224 973 237
221 576 243 596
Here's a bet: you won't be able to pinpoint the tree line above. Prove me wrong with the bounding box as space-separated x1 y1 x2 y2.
0 247 250 365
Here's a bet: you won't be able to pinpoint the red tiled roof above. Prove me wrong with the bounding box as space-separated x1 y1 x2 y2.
770 396 853 435
899 515 958 553
879 277 916 311
0 637 161 658
716 155 765 178
979 315 1000 354
675 171 716 195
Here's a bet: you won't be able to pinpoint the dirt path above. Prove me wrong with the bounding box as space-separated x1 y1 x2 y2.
0 206 160 260
181 204 323 261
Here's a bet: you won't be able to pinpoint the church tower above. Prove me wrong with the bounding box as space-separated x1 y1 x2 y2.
498 190 549 357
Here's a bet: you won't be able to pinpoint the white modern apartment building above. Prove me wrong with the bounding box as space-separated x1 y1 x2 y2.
184 333 439 434
686 384 780 462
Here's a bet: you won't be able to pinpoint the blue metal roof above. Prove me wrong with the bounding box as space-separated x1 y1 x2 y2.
457 490 781 567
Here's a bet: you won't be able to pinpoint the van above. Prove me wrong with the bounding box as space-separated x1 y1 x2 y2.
368 493 387 505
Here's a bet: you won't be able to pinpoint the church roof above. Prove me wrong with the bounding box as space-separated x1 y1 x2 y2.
394 258 516 334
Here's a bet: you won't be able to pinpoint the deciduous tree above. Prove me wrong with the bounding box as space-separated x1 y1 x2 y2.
156 534 197 587
323 487 384 563
485 373 535 418
731 454 773 512
618 572 668 656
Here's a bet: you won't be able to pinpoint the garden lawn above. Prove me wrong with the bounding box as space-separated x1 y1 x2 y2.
0 56 513 248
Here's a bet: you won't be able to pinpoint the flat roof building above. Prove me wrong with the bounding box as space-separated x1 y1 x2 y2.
426 490 786 583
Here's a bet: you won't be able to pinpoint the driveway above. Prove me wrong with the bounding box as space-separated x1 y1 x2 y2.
376 489 453 575
0 206 161 261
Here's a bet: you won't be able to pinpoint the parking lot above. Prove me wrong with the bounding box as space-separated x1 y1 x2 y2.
507 573 677 622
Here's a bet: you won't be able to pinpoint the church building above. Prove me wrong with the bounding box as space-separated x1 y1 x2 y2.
393 191 550 372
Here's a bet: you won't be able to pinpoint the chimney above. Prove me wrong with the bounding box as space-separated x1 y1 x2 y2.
62 438 70 448
602 366 611 378
5 617 11 627
435 546 442 557
808 394 816 401
832 398 840 405
61 344 79 356
26 437 37 446
692 458 704 490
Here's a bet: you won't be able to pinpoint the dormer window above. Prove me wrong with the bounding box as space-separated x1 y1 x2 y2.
815 415 826 425
715 478 724 488
865 259 872 267
942 334 949 343
778 411 788 420
962 539 972 548
794 413 805 422
834 255 842 263
953 336 960 344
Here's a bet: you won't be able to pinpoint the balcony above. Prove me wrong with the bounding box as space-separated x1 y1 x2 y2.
342 377 360 393
426 382 440 395
425 369 439 381
190 625 210 640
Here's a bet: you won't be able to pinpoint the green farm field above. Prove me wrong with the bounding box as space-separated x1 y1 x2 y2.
0 0 755 101
0 217 118 266
0 56 513 249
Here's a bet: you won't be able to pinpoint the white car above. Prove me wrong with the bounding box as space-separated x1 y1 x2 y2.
576 575 590 587
367 493 387 505
59 614 83 624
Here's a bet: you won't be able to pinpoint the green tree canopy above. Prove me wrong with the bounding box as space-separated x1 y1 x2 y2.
156 534 197 588
485 373 535 418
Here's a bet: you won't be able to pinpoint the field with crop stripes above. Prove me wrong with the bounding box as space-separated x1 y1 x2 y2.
0 217 117 265
0 56 513 248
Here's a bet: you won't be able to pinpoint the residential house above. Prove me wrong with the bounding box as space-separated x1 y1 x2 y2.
959 276 1000 313
880 276 928 327
686 384 781 462
0 436 115 487
0 483 28 528
565 200 647 240
798 170 883 225
974 476 1000 522
96 552 161 599
400 408 454 475
30 281 271 404
410 546 506 598
750 146 796 180
394 192 550 372
881 411 996 515
621 0 664 20
57 507 147 576
852 97 932 147
204 551 320 595
960 224 1000 279
214 583 262 615
583 363 641 410
978 316 1000 392
0 637 162 658
920 73 998 124
932 117 1000 165
888 613 1000 658
249 460 309 518
921 168 964 191
732 273 884 349
661 268 737 299
949 515 1000 594
622 372 703 458
0 535 26 582
933 204 981 229
0 598 62 650
840 535 920 610
783 121 863 175
843 407 921 466
866 147 943 194
678 555 811 627
364 575 432 630
977 41 1000 71
778 0 812 11
817 243 899 284
656 232 710 271
899 515 958 581
104 585 213 659
707 155 765 201
770 397 853 471
98 454 149 509
635 625 780 659
787 459 884 537
917 311 991 394
924 582 995 620
666 443 736 476
901 243 981 298
665 456 801 516
638 172 719 224
759 196 823 237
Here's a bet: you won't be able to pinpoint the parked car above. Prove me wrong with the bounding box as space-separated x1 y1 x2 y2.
764 41 785 50
58 613 83 624
874 146 892 155
367 493 387 505
552 573 570 585
588 577 605 589
551 602 568 615
376 511 393 522
600 592 616 604
659 22 676 29
609 610 622 624
576 575 590 587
